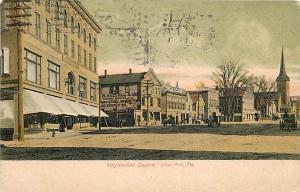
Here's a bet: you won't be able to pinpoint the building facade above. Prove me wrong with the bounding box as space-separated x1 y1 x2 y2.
254 92 281 118
188 88 219 121
99 69 162 127
0 0 102 137
161 84 188 124
186 92 205 123
219 88 256 122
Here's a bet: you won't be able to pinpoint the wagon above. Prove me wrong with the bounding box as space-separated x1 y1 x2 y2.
279 117 297 131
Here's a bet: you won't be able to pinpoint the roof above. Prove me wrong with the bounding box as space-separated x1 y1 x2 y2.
254 92 280 100
99 72 147 85
70 0 102 33
276 48 290 81
220 87 248 97
162 86 186 96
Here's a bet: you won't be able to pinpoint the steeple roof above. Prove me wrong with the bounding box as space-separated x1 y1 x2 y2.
276 47 290 82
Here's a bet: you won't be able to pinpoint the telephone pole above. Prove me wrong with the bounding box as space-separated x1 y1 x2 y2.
5 0 32 140
142 80 152 127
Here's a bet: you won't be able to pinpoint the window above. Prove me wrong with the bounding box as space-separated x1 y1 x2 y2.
67 72 75 95
125 85 130 93
109 86 114 94
77 23 81 38
48 61 60 90
89 53 92 70
63 10 68 27
64 34 68 55
142 97 145 106
71 40 75 58
84 49 87 66
157 98 161 107
89 33 92 47
93 57 97 72
83 29 86 43
55 1 60 22
71 17 75 33
46 20 51 45
94 37 97 51
113 86 119 94
45 0 51 12
55 28 61 50
90 81 96 101
79 76 87 99
25 50 41 84
78 45 81 64
150 97 153 107
35 12 41 38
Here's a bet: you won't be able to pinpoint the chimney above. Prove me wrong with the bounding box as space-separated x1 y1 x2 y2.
104 69 107 77
129 68 132 74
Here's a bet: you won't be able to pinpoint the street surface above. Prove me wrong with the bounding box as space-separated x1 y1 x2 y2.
1 122 300 159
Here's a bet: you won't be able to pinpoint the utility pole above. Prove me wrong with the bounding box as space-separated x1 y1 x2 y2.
115 93 118 127
197 92 200 119
98 78 101 131
5 0 32 141
142 80 152 127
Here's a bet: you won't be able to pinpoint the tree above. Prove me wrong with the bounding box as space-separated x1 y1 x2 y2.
212 59 252 121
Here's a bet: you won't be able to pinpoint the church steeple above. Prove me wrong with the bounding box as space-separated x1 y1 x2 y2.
276 47 290 82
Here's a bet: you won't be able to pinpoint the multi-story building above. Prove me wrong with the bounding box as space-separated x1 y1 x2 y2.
219 87 256 122
99 69 162 127
161 84 188 124
0 0 102 137
186 92 205 123
188 88 219 121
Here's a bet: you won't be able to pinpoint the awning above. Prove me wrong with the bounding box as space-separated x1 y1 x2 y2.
81 104 109 117
46 95 78 116
24 90 62 115
24 89 109 117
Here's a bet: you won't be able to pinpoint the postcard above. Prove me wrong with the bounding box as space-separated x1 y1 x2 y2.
0 0 299 191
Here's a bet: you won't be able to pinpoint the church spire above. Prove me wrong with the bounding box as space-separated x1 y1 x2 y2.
276 47 290 82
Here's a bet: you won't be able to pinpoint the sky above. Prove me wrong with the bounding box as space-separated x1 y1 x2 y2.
81 0 300 95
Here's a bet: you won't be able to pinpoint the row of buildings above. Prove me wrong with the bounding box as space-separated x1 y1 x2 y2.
99 69 219 127
99 48 300 126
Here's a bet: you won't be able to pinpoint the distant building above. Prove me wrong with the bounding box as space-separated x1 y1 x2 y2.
254 92 281 118
276 48 290 112
186 92 205 123
161 83 188 124
219 88 256 122
290 96 300 119
99 69 162 127
188 88 219 121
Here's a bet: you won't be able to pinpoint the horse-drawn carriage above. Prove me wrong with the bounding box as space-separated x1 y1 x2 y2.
279 113 297 131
